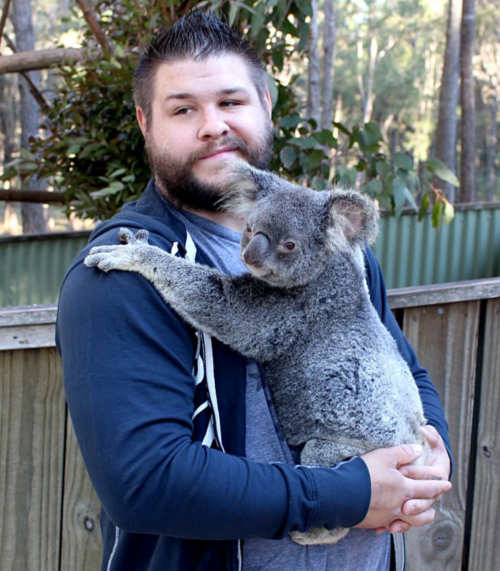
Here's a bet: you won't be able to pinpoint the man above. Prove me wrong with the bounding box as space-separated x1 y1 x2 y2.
56 10 452 571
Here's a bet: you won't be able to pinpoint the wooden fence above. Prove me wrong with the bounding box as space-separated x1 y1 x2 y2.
1 277 500 570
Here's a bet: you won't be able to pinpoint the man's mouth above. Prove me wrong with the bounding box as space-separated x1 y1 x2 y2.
200 147 240 160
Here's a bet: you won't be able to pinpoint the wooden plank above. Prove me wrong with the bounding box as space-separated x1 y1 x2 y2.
0 348 65 570
388 277 500 309
0 305 57 327
468 298 500 570
60 413 102 571
0 324 56 351
0 306 57 351
402 301 480 570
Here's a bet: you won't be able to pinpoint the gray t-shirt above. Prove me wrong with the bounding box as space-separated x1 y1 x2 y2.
164 200 391 571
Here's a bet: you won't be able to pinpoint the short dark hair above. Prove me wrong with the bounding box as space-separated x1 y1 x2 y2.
134 10 268 128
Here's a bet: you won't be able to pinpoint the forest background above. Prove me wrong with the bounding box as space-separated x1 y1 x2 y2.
0 0 498 235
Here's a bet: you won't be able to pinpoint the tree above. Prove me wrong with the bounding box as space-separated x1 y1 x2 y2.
435 0 463 203
11 0 47 233
307 0 321 125
320 0 336 130
459 0 476 202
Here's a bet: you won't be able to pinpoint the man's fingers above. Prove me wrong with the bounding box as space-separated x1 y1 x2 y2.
399 464 442 480
409 479 451 499
393 443 424 468
421 425 442 447
390 509 436 533
387 520 412 534
402 498 436 515
400 508 436 528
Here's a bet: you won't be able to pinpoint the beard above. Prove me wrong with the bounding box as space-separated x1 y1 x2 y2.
144 124 274 212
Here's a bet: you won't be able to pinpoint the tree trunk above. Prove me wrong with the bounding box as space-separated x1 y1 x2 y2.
0 75 16 167
435 0 463 203
307 0 320 127
0 74 17 233
363 36 378 124
459 0 476 202
320 0 336 130
12 0 47 233
486 92 498 201
357 36 378 125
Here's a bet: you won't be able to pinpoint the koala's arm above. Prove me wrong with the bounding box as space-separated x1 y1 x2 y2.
84 228 296 362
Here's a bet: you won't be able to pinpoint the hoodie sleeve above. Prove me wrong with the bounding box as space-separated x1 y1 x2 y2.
56 228 372 539
364 245 453 475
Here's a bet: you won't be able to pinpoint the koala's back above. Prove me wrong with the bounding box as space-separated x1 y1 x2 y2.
260 249 426 466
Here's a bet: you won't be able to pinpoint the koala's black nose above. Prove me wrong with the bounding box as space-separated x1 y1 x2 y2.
243 233 269 269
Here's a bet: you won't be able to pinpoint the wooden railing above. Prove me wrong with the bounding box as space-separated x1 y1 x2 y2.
1 277 499 571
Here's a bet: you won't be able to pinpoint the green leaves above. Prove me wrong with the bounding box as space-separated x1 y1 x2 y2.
424 158 460 186
274 112 455 228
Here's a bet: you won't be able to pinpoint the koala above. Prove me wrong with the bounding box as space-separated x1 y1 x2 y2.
84 163 427 545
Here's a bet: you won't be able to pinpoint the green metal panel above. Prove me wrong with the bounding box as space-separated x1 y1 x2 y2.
1 206 499 307
373 207 500 290
0 232 91 307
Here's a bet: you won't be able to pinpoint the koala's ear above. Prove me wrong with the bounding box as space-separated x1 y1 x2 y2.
326 188 379 246
216 161 278 216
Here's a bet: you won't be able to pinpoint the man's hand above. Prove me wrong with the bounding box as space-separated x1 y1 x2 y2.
355 443 452 533
388 425 452 533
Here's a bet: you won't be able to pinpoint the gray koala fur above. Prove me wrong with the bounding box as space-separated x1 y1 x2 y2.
84 162 427 545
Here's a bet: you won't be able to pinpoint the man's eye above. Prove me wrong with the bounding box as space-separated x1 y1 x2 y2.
220 101 240 107
175 108 193 115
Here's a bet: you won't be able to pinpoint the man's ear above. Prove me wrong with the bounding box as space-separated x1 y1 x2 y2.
264 87 272 119
216 162 280 216
327 189 379 245
136 107 147 137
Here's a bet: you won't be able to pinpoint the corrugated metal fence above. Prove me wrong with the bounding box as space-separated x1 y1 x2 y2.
374 205 500 288
0 231 90 307
1 205 500 307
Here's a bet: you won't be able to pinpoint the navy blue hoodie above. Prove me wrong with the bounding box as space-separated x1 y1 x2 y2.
56 180 452 571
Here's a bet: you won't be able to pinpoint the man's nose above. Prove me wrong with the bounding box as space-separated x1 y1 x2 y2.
198 109 230 140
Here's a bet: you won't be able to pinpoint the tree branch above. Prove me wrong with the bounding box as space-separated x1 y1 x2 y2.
0 188 66 204
0 47 85 74
75 0 115 56
0 0 12 52
3 34 49 112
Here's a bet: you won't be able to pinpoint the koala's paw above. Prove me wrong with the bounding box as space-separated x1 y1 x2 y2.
117 227 149 245
84 228 150 273
289 526 349 546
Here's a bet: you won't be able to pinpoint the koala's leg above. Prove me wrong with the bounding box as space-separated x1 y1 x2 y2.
84 228 284 360
289 527 350 546
300 438 368 467
289 439 368 546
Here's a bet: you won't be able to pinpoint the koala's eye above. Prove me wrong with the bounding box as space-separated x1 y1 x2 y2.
246 225 252 233
284 241 296 251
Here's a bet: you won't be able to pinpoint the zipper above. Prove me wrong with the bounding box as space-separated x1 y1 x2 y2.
200 332 225 451
392 533 406 571
237 538 243 571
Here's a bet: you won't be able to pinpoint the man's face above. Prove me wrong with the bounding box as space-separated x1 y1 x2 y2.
137 54 274 211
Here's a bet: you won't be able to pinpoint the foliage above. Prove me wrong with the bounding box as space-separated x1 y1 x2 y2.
273 114 456 226
3 0 457 226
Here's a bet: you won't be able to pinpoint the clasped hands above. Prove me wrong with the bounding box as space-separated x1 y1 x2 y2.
356 425 452 534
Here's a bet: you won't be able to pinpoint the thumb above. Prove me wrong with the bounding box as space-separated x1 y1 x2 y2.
393 444 423 468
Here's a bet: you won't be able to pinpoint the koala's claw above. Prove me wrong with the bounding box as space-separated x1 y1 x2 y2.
117 227 149 244
84 250 118 272
84 228 151 273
